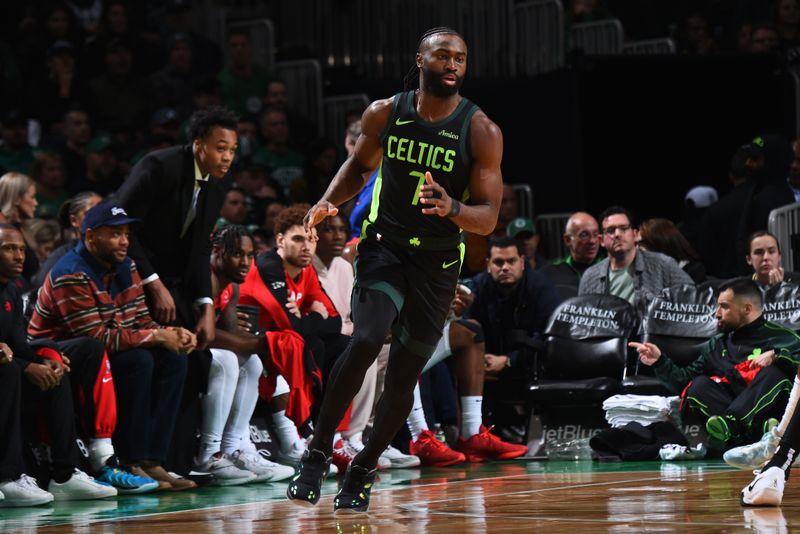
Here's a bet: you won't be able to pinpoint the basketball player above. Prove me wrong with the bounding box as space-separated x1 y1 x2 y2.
286 27 503 513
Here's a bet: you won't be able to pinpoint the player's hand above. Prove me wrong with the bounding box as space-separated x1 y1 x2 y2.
419 172 454 217
484 354 509 373
0 342 13 365
145 278 177 324
286 296 301 319
194 305 216 351
304 200 338 232
769 267 785 285
309 300 329 319
24 362 60 390
749 349 776 369
170 327 197 353
629 342 662 366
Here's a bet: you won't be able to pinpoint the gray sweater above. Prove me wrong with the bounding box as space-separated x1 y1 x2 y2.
578 249 695 315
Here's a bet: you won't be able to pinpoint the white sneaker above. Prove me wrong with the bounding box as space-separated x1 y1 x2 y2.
230 450 295 482
194 455 257 486
743 508 789 534
741 466 785 507
0 475 54 507
274 440 306 466
47 469 117 501
725 429 781 470
379 445 421 469
347 439 392 470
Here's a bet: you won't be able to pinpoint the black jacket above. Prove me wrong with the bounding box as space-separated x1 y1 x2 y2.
114 145 226 325
467 265 559 369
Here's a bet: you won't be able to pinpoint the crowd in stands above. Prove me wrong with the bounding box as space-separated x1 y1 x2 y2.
4 0 800 510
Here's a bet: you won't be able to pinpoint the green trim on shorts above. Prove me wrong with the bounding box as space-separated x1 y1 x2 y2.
393 323 436 360
355 280 404 313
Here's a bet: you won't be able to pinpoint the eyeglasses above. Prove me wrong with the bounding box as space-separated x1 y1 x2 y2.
603 224 632 236
572 231 600 241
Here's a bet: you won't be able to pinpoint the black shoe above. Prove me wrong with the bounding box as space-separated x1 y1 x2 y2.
286 449 331 506
334 464 377 514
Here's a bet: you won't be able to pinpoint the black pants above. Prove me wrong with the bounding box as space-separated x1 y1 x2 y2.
20 366 82 481
51 337 108 440
0 363 23 481
683 365 793 441
108 347 187 463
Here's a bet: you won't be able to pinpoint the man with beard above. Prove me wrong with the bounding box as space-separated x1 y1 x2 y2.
579 206 693 316
286 27 504 513
195 224 295 484
631 278 800 450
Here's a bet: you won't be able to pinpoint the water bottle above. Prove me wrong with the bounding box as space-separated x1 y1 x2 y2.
545 437 593 460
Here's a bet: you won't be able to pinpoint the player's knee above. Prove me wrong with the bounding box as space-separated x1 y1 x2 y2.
244 353 263 377
351 328 387 355
451 318 484 346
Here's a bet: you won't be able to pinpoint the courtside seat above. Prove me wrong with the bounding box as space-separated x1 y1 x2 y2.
622 284 717 396
529 295 637 404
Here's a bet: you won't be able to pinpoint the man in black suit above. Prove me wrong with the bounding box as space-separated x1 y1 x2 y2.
115 106 238 348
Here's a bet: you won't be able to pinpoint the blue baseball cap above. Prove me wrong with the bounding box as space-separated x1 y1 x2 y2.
81 203 139 233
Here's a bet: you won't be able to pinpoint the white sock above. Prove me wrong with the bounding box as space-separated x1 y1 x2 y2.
271 409 303 451
406 383 427 442
778 376 800 436
89 438 114 471
460 396 482 438
197 441 220 465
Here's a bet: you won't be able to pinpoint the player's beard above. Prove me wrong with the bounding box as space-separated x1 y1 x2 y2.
422 68 463 97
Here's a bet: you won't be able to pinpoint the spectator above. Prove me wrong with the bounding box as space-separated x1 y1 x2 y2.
747 230 800 286
0 223 119 502
16 2 84 85
162 0 221 77
737 21 754 52
467 236 559 433
680 185 718 253
23 218 60 263
55 107 91 186
748 135 796 239
32 40 89 129
789 137 800 202
218 187 248 225
506 217 543 270
28 202 198 490
345 120 380 240
198 224 294 483
290 138 338 204
775 0 800 49
31 191 102 289
31 151 68 219
0 110 34 174
262 79 316 148
699 143 761 278
150 33 197 118
148 108 182 145
0 172 40 283
631 278 799 445
235 115 260 160
218 29 271 116
539 211 602 302
579 206 694 314
751 23 781 52
69 134 122 196
677 13 718 54
254 108 305 197
232 160 282 226
263 199 287 236
638 218 707 284
87 37 153 134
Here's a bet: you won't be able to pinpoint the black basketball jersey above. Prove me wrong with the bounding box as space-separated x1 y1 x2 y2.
362 90 479 250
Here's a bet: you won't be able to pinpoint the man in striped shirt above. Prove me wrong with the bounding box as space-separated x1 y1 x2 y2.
28 203 198 490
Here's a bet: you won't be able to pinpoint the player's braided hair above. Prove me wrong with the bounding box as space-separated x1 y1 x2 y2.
403 26 462 90
211 223 249 257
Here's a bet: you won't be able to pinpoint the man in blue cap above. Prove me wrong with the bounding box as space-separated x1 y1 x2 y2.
29 203 198 491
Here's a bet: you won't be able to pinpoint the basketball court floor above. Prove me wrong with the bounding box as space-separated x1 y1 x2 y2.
1 460 793 532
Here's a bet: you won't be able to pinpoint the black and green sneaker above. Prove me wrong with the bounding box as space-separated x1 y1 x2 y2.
706 415 736 443
333 464 377 514
286 449 331 506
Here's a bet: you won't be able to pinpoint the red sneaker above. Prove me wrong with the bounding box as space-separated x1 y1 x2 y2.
457 425 529 462
409 430 466 467
332 439 355 474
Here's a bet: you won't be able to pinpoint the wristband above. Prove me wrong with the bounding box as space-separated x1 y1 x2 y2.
448 199 461 218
